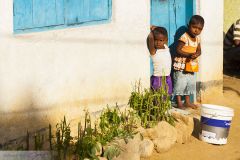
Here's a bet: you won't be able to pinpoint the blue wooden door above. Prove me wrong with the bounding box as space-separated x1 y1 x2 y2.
150 0 196 101
151 0 195 45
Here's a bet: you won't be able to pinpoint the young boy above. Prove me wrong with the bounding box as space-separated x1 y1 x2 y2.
147 27 172 94
173 15 204 109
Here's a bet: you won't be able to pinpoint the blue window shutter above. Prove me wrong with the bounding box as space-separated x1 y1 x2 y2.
14 0 64 30
32 0 64 28
66 0 90 25
66 0 109 25
14 0 33 30
14 0 111 33
90 0 109 21
56 0 65 25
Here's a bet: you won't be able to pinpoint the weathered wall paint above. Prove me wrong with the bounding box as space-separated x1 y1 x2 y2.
224 0 240 33
0 0 150 143
0 0 150 113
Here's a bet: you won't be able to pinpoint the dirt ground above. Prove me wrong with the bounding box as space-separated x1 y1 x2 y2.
143 75 240 160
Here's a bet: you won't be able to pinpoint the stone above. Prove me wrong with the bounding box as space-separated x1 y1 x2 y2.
153 138 174 153
113 133 141 160
142 121 177 153
171 110 194 126
139 138 154 158
171 110 194 144
145 121 177 143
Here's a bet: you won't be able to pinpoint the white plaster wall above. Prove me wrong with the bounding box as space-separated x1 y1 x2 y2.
198 0 223 83
0 0 150 112
196 0 224 101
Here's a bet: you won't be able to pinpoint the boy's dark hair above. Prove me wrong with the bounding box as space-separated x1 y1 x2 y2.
152 27 168 39
189 15 205 26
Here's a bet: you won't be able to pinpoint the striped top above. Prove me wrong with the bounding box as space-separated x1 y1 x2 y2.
173 32 200 71
224 19 240 50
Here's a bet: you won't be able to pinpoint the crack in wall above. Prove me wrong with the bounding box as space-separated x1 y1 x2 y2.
173 0 177 30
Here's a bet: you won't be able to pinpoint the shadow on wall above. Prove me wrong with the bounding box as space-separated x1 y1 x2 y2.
0 85 56 150
169 25 188 80
0 110 51 150
223 24 240 79
169 25 187 78
169 26 188 62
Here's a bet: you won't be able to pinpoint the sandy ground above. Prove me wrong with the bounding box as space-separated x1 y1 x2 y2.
143 75 240 160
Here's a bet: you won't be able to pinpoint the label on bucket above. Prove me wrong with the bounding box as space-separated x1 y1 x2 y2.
202 130 216 139
201 116 231 128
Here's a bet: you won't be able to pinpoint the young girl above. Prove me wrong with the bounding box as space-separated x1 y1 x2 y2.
173 15 204 109
147 27 172 94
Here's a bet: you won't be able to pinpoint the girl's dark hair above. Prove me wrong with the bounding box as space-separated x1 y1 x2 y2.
152 27 168 39
189 15 205 26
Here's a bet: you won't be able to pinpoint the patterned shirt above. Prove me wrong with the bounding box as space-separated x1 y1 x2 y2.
173 32 200 71
224 19 240 51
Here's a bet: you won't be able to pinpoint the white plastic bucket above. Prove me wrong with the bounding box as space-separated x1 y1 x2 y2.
199 104 234 144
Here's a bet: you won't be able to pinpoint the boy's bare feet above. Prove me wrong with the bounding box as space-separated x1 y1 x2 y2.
176 95 187 110
184 103 198 109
